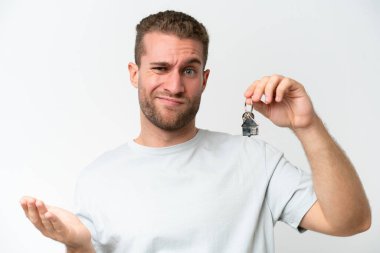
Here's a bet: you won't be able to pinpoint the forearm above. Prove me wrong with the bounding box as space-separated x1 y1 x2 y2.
293 115 371 231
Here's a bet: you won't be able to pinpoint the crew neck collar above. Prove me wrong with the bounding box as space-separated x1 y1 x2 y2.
128 129 206 155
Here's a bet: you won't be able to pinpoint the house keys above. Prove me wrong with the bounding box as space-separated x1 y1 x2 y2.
242 100 258 137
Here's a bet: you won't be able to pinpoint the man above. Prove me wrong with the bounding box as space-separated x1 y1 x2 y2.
20 10 371 253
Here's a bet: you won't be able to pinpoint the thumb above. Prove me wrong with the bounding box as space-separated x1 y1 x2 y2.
252 101 269 118
45 211 66 231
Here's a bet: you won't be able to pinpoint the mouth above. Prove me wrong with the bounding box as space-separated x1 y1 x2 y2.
156 96 186 106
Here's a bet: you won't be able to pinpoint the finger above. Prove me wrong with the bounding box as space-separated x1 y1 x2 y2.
245 97 254 106
264 75 283 104
45 211 66 234
252 100 269 118
20 197 29 217
21 196 37 218
20 196 35 208
36 200 55 232
252 77 269 103
275 77 292 102
244 80 260 99
26 199 44 229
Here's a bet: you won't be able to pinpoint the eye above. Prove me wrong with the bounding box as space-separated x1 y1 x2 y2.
152 67 167 73
183 68 196 76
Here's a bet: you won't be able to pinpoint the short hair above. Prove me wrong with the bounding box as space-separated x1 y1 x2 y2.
134 10 209 67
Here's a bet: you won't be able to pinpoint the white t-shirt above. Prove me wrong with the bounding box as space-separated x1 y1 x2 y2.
75 129 317 253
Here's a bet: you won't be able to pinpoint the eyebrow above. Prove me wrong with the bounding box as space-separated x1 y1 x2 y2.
149 58 202 66
184 58 202 65
150 62 169 66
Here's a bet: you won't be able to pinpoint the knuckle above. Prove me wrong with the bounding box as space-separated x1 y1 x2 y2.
270 74 280 81
282 77 290 83
258 80 267 88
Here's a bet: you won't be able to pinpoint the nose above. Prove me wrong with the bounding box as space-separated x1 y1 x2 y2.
163 71 184 95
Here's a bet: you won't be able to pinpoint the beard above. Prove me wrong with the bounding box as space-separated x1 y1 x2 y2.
138 86 201 131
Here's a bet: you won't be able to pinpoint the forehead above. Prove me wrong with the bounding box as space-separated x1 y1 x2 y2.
141 32 204 64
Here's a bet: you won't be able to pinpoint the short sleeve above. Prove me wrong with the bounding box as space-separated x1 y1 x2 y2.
74 170 102 250
265 143 317 232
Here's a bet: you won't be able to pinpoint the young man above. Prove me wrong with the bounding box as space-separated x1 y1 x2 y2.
20 10 371 253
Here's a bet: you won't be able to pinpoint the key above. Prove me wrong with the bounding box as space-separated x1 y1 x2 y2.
242 101 258 137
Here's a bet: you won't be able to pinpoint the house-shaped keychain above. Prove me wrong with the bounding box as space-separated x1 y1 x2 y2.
242 102 259 137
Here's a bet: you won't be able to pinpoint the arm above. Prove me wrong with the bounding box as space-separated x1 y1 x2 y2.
245 75 371 236
20 196 95 252
294 116 371 236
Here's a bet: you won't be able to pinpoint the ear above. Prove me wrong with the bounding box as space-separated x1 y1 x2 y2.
128 62 139 88
201 69 210 92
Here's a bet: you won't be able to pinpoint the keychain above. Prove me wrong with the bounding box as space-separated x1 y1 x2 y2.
242 100 259 137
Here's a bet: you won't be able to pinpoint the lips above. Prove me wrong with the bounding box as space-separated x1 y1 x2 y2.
156 96 185 105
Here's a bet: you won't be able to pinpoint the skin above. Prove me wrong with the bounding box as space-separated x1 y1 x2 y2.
20 197 94 253
20 31 371 251
128 32 210 147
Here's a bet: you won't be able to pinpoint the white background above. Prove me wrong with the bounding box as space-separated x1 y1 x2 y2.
0 0 379 252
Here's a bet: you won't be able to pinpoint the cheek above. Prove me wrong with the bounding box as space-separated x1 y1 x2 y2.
187 80 204 94
139 74 163 93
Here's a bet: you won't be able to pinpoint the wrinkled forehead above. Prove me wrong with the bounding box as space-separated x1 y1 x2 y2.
141 32 205 66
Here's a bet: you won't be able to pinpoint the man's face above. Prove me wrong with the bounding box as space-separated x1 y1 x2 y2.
130 32 210 131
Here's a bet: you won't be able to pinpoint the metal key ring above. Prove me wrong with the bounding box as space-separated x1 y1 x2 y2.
244 98 253 112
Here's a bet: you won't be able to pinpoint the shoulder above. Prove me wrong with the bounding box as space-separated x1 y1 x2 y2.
199 129 277 157
202 129 285 168
77 142 130 181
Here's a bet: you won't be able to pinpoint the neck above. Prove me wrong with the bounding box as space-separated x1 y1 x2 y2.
134 113 198 147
